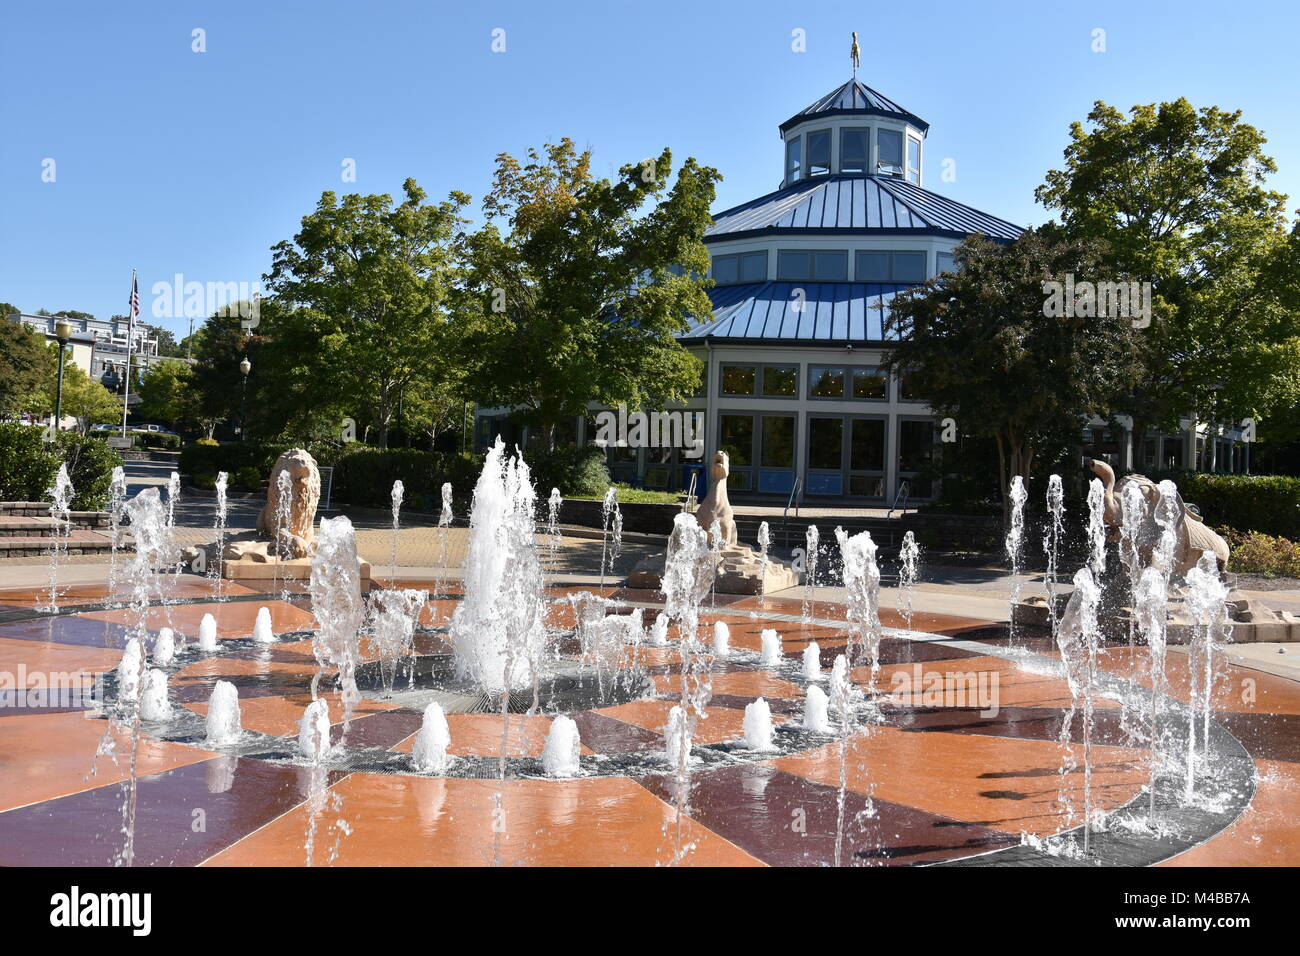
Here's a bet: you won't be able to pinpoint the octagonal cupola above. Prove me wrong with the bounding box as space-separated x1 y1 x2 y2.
780 77 929 187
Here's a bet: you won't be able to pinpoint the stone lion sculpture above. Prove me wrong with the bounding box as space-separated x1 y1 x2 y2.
256 448 321 558
693 450 737 548
1087 459 1229 577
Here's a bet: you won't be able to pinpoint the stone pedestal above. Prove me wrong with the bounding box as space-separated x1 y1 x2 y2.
627 544 799 595
217 539 371 582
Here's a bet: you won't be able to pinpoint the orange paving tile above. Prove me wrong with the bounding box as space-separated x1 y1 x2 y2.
0 711 216 812
862 655 1117 710
1098 646 1300 716
0 634 124 677
771 725 1148 837
0 581 258 608
1160 759 1300 866
201 773 763 866
651 668 803 700
81 600 316 641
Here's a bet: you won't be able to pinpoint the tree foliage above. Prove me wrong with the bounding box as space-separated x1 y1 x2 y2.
883 231 1142 513
0 321 53 418
460 140 718 445
1035 98 1300 442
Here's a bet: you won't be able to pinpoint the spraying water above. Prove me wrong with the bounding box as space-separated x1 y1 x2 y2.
1042 475 1066 644
802 641 822 681
106 466 128 604
389 479 404 584
298 699 332 761
542 715 582 777
1134 566 1168 822
712 620 730 657
368 588 428 696
760 628 782 666
165 471 181 589
836 527 882 676
742 698 776 750
803 685 831 733
648 612 669 647
153 627 176 666
1055 566 1101 854
252 606 275 644
1004 476 1028 644
803 525 820 621
140 669 171 722
599 487 621 591
1184 550 1229 799
1086 477 1107 578
434 482 453 606
756 521 771 604
830 652 856 866
546 487 563 581
198 613 218 652
412 701 452 773
449 439 547 693
897 530 920 632
308 516 366 728
211 472 229 599
205 680 242 745
40 465 74 613
660 512 715 864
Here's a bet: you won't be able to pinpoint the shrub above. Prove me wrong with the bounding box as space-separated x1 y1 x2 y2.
1149 471 1300 539
527 446 611 499
331 447 480 510
230 466 263 492
1221 528 1300 578
0 424 122 510
135 432 181 450
195 437 219 447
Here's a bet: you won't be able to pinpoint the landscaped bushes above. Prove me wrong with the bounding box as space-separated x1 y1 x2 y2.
0 423 122 510
331 448 480 510
1220 528 1300 578
1150 471 1300 539
526 446 611 499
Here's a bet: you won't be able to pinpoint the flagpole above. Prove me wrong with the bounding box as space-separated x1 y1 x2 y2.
120 269 136 439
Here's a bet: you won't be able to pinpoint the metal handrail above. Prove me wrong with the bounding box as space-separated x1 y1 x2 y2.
681 471 698 512
887 478 910 518
780 475 804 547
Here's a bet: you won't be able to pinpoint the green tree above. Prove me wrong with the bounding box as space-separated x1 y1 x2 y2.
136 358 199 429
1036 98 1300 448
460 140 718 448
188 305 262 436
882 231 1142 515
263 179 468 448
30 347 120 432
0 321 53 417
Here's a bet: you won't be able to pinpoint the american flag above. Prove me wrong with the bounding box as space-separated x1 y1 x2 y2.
128 272 139 318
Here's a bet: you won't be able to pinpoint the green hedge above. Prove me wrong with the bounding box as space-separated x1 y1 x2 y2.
525 445 611 499
1149 471 1300 539
332 448 480 510
0 424 122 510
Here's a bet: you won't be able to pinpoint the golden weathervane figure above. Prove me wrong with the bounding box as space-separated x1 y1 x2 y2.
850 32 860 76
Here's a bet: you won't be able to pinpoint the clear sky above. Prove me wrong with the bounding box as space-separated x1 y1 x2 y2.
3 0 1298 336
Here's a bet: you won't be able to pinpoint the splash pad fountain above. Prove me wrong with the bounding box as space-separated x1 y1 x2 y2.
3 441 1285 869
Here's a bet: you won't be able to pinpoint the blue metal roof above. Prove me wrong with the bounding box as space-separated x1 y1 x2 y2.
682 282 915 343
780 78 929 133
706 174 1023 242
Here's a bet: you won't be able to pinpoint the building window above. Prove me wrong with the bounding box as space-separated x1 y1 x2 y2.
851 368 887 399
906 136 921 184
877 129 903 176
898 373 924 402
856 250 926 282
809 366 846 398
719 414 754 491
807 129 831 176
761 416 796 467
936 251 956 274
850 418 886 473
762 365 798 397
711 250 767 285
808 417 843 472
777 249 848 281
841 128 870 174
720 364 756 396
786 137 802 182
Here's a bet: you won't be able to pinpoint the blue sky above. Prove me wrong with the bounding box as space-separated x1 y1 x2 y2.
3 0 1298 336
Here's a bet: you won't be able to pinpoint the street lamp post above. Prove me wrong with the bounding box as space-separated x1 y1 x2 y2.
53 320 72 430
239 357 251 439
